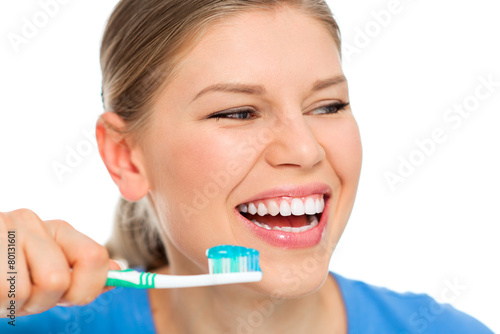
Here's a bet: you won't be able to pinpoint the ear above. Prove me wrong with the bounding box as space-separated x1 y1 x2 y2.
96 112 149 202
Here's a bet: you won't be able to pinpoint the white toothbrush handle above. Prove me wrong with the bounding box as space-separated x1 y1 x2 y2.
154 272 262 288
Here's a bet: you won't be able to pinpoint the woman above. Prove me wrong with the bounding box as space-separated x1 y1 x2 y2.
0 0 493 333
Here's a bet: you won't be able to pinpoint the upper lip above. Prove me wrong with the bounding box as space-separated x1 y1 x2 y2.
236 182 332 206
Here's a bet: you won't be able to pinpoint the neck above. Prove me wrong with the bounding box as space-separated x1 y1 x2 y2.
148 266 347 334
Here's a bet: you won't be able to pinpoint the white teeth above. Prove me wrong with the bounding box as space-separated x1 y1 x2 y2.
307 214 319 225
248 203 257 215
315 199 321 213
238 195 326 216
257 202 268 216
291 198 305 216
305 198 316 215
295 224 311 233
238 204 248 213
250 216 319 233
268 200 280 216
251 219 271 229
279 201 292 216
297 226 308 233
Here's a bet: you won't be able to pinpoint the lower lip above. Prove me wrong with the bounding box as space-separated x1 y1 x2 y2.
235 198 329 249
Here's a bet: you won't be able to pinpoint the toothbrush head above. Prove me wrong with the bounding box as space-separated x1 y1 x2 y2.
106 245 263 289
206 245 261 274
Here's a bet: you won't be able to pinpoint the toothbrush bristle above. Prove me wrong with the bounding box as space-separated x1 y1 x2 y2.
206 245 261 274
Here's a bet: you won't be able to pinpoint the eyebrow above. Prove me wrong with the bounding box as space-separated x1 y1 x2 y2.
311 75 347 92
193 83 265 102
191 74 347 102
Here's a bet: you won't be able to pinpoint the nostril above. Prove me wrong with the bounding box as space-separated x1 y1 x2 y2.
263 122 325 169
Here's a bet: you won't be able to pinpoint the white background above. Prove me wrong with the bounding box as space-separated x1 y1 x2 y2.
1 0 498 332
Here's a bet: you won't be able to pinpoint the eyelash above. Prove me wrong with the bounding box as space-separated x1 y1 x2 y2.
309 102 350 115
208 102 350 121
208 108 258 121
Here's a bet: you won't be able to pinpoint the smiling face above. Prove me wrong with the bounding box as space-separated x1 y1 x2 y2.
137 6 362 297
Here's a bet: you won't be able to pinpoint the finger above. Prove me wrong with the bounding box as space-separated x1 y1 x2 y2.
109 259 123 271
98 259 124 294
44 220 109 306
1 210 71 315
0 215 33 317
61 260 123 303
21 234 71 314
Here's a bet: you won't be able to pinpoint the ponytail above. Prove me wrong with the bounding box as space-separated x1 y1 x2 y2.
106 197 167 270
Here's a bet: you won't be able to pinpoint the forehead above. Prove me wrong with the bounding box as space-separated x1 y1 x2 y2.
168 7 342 100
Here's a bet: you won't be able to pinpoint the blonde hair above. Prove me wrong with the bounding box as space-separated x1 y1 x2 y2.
101 0 342 269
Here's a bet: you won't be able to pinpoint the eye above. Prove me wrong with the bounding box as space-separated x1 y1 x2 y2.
308 102 350 115
208 107 257 121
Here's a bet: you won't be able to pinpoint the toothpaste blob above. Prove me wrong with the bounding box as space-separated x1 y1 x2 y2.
206 245 261 274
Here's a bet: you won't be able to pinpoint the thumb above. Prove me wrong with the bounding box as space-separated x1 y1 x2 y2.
101 259 127 294
108 259 126 270
59 260 125 305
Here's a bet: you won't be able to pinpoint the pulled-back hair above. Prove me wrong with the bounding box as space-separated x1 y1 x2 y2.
101 0 342 270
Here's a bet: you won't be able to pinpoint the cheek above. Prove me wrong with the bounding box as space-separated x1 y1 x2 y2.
320 117 362 186
316 116 362 232
147 125 249 222
144 125 250 264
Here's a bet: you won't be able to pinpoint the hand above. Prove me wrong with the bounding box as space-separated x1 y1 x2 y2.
0 209 117 317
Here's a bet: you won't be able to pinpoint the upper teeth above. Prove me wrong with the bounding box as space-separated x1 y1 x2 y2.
238 195 325 217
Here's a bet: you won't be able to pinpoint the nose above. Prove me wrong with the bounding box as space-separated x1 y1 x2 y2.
264 112 325 170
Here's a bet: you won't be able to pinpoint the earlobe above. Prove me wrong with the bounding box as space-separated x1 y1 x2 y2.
96 112 149 202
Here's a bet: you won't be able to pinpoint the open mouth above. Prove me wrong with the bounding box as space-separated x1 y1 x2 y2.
236 194 325 233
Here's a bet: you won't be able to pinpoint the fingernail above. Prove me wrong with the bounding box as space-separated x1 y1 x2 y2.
109 259 128 270
115 259 128 270
56 302 74 307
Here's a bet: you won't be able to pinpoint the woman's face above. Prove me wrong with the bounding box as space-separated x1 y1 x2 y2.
139 7 362 297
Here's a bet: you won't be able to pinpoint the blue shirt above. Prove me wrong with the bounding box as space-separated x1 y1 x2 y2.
3 273 493 333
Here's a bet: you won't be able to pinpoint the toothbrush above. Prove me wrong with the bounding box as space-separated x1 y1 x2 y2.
105 245 262 289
